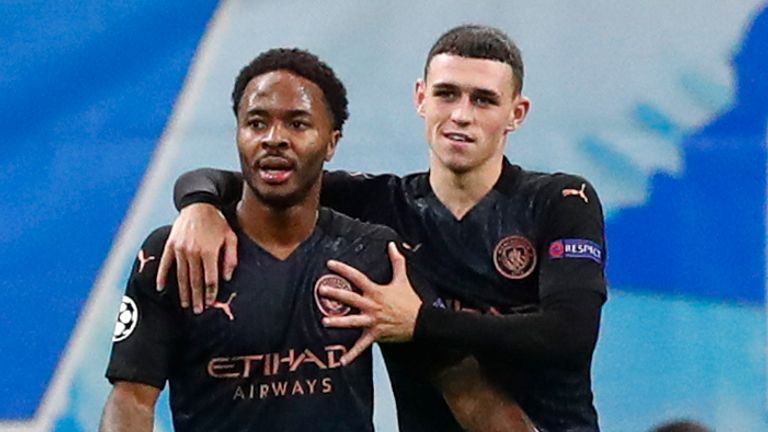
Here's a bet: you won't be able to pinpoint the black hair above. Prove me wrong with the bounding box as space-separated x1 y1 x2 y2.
232 48 349 131
425 24 524 94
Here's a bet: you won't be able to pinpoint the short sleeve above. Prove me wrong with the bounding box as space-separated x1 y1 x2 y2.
536 176 608 300
105 226 181 389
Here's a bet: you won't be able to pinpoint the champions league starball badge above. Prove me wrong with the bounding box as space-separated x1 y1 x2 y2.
494 235 537 280
314 274 353 317
113 295 139 342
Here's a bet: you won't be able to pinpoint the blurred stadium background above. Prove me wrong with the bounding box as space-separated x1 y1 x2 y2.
1 1 766 430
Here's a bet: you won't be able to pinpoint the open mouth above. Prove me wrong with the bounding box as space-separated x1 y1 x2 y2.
257 156 295 184
443 132 475 143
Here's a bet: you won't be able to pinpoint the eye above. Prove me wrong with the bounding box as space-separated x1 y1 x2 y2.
248 119 267 129
290 120 310 130
433 89 457 100
472 94 498 107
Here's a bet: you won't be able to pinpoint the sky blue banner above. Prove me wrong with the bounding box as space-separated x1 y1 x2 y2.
0 0 219 423
1 1 766 431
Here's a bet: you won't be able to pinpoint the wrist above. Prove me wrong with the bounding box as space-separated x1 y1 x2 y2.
177 192 221 210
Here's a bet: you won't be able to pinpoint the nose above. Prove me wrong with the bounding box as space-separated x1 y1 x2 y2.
450 95 472 126
261 123 289 149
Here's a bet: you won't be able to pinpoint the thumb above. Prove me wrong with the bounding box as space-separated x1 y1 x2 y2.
388 242 407 282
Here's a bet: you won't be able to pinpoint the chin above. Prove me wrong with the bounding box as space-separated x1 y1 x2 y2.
437 153 478 174
258 192 304 210
248 182 302 209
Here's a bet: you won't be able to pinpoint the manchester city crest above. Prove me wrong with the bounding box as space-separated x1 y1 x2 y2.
314 274 353 317
493 235 537 280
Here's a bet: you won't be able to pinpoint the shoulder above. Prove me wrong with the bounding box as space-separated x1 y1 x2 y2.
130 225 173 286
513 169 601 207
515 168 591 194
317 208 403 283
141 225 172 251
323 169 403 188
319 208 400 245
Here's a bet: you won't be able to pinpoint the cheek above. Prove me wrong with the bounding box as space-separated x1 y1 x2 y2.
237 128 260 152
480 115 509 138
297 134 329 163
425 111 444 132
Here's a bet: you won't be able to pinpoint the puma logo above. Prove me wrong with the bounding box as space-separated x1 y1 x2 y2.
561 183 589 203
137 250 156 273
211 292 237 321
402 242 423 252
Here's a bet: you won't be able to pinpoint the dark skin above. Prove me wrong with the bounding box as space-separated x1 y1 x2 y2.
100 382 159 432
100 70 340 431
152 60 536 431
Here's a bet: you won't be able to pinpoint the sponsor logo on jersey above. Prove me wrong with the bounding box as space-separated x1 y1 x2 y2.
208 345 348 379
561 183 589 203
232 377 334 400
494 235 537 280
401 242 423 252
136 249 156 273
209 345 348 401
314 274 353 317
112 295 139 342
549 238 602 263
210 292 237 320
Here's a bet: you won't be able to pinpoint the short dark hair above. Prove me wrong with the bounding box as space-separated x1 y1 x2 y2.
425 24 524 94
232 48 349 132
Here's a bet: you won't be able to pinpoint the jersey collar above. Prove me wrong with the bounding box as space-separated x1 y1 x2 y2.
413 156 523 198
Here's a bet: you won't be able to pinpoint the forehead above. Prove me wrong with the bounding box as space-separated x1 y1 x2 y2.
426 54 515 94
238 70 327 116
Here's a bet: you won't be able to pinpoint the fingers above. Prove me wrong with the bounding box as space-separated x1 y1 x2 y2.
156 242 174 291
187 254 204 314
327 260 375 293
222 231 238 281
340 331 376 366
175 249 190 309
202 250 219 307
388 242 407 281
318 286 374 310
322 314 375 329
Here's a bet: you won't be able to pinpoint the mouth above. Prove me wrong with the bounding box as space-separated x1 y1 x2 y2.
256 156 295 184
442 131 475 144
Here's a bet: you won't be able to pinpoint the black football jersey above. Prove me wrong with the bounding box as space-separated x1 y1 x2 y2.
322 159 607 432
173 158 608 432
106 208 412 432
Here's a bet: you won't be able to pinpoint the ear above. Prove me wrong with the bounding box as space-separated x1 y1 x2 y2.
325 130 342 162
414 79 427 118
506 95 531 133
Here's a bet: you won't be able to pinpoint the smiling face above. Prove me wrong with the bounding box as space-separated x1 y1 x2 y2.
236 70 340 209
416 54 529 175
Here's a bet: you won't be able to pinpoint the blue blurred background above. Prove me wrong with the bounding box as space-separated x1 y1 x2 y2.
1 1 766 430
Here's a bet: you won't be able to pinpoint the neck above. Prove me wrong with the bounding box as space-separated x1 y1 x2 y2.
429 153 504 220
237 183 320 260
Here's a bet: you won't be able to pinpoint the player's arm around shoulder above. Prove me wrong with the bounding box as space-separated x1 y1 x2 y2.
173 167 243 211
321 170 403 224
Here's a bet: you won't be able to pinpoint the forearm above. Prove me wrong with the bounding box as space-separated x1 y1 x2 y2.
99 383 159 432
434 357 535 432
173 168 243 210
415 290 603 368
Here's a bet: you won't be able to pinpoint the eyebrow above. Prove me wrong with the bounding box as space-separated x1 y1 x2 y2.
472 88 501 102
432 82 502 100
246 108 313 118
